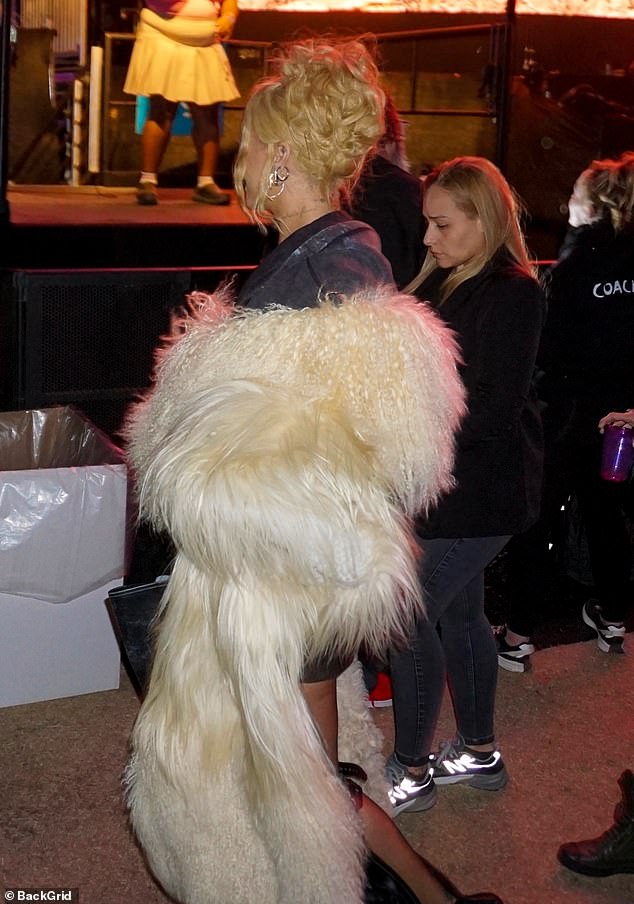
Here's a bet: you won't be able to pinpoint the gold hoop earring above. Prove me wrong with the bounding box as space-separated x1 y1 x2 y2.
265 165 289 201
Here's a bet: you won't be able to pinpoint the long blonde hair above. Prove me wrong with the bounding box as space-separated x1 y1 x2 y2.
406 156 535 303
233 37 384 228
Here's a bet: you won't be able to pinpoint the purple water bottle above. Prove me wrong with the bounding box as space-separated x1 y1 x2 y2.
600 425 634 482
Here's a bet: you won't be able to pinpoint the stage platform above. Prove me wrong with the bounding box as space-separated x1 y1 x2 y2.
0 183 265 440
4 183 264 270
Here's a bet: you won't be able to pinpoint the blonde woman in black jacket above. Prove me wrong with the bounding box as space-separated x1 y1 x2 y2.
387 157 546 816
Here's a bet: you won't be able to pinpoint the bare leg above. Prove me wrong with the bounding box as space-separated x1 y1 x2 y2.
300 679 338 764
189 102 221 179
362 795 453 904
142 95 178 174
141 119 171 173
301 678 455 904
188 103 229 203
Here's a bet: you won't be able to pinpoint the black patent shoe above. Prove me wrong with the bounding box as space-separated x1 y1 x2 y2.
414 848 504 903
364 854 420 904
365 854 505 904
455 896 504 903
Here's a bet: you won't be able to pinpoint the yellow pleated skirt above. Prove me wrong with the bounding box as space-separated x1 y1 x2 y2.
123 8 240 106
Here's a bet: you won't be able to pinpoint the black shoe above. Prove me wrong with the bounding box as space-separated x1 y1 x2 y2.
582 600 626 654
431 735 508 790
494 625 535 673
455 896 505 903
415 849 505 904
364 853 420 903
192 183 230 205
558 770 634 876
136 181 158 206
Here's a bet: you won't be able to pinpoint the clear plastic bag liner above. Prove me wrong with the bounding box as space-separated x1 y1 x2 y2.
0 407 127 603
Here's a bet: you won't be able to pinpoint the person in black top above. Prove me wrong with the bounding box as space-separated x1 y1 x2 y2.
499 152 634 671
348 95 425 290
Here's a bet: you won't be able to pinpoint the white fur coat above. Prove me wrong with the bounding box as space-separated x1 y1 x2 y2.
124 287 464 904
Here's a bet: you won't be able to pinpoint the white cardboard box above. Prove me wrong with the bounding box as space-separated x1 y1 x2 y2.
0 407 127 707
0 581 121 708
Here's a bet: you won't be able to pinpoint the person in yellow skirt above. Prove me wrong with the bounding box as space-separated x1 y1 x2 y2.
124 0 239 206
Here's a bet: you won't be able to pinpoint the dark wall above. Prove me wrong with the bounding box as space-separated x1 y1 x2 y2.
231 10 633 260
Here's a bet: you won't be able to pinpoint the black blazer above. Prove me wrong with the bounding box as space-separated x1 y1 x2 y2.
415 253 546 538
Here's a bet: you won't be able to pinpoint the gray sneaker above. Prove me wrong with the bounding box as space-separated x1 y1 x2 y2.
431 735 508 789
386 753 437 815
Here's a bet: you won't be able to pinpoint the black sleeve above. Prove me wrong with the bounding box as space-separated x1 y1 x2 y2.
459 278 546 448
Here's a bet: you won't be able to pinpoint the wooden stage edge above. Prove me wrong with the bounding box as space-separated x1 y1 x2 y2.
6 184 252 228
3 185 264 270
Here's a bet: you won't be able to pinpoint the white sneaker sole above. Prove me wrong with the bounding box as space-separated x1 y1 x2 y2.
582 606 625 654
392 783 438 815
498 654 531 673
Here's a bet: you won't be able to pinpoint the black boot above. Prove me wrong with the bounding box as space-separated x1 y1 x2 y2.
558 769 634 876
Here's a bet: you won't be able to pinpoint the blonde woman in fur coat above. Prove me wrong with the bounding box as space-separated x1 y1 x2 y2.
124 39 502 904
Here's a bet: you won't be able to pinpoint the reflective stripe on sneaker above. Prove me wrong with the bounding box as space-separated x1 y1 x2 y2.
431 736 508 790
582 600 626 654
388 770 437 815
386 753 437 815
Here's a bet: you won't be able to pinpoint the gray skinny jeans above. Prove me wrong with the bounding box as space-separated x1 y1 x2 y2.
390 534 510 767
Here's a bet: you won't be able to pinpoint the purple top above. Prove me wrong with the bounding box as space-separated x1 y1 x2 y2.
145 0 219 19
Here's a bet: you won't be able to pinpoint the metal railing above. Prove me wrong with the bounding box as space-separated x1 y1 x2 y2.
371 22 512 169
98 21 513 182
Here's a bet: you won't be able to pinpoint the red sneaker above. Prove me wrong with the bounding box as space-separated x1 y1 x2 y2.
368 672 393 708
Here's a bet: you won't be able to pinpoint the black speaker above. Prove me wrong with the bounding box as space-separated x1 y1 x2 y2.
1 268 193 439
8 28 63 184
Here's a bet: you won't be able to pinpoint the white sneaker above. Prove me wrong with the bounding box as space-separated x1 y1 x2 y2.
582 600 626 654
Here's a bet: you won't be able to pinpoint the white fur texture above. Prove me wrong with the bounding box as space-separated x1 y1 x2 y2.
337 662 392 812
127 287 464 519
123 289 465 903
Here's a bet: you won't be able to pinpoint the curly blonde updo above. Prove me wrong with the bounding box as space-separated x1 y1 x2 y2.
234 37 385 223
